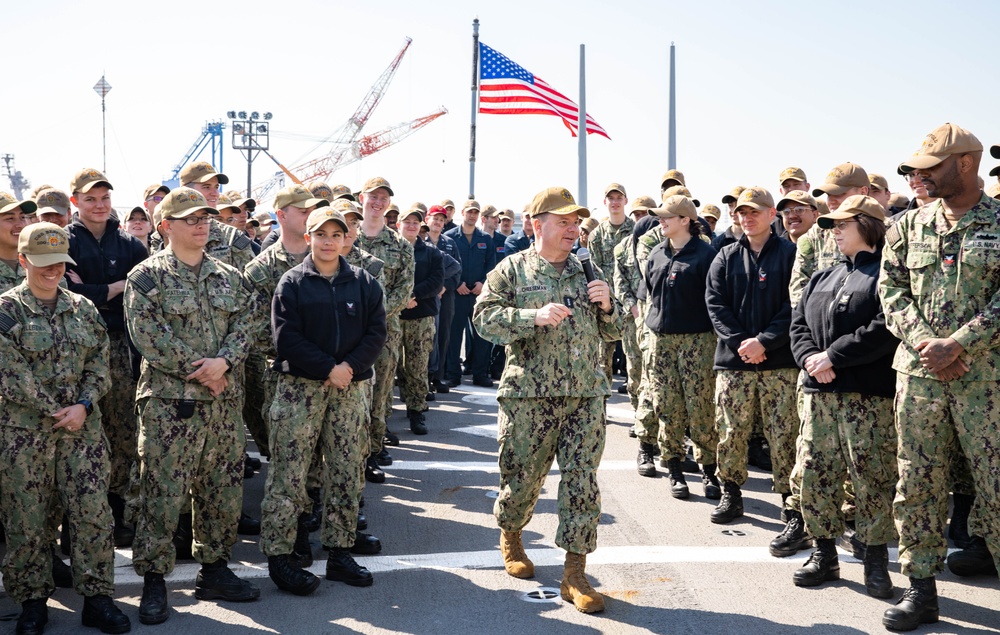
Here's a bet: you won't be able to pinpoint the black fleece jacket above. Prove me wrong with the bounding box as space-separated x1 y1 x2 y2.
401 238 444 320
644 237 717 334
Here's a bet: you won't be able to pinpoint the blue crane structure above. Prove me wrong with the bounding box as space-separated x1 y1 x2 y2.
163 121 226 189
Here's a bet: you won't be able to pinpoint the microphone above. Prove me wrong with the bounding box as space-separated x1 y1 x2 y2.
577 247 596 283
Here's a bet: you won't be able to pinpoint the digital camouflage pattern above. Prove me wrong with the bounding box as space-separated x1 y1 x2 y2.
102 331 137 496
344 243 386 284
495 396 606 555
714 368 798 491
261 377 368 554
635 331 718 463
400 315 436 411
589 217 635 382
0 284 114 602
612 240 644 408
797 391 896 544
789 224 840 308
206 218 255 271
0 259 25 292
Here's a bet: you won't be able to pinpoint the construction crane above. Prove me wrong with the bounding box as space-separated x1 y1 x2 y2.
163 121 226 189
2 155 30 200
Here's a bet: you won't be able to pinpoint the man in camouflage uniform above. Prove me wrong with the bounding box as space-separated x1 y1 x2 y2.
879 123 1000 631
262 208 386 595
180 161 256 271
0 191 30 290
0 222 130 634
356 177 414 482
474 186 623 614
125 187 260 625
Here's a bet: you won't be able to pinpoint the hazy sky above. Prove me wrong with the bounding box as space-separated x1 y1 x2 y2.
4 0 999 227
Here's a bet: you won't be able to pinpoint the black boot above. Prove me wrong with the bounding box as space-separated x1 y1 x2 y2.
194 560 260 602
710 481 743 524
793 538 840 587
16 598 47 635
864 543 894 598
636 443 657 478
268 554 320 596
747 435 772 471
237 512 261 536
357 510 367 531
51 549 73 588
350 531 382 555
376 448 393 466
946 535 998 577
407 409 428 435
326 548 374 586
838 520 866 560
108 493 134 548
365 455 386 483
769 509 812 558
243 453 256 479
60 515 71 556
948 493 975 549
883 577 938 631
289 513 314 568
173 513 194 561
779 493 790 523
665 458 689 499
138 572 169 625
301 488 322 533
700 464 721 500
81 594 131 634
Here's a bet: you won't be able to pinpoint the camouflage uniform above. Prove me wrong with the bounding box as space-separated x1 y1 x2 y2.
357 227 414 454
789 224 840 308
124 249 257 575
0 259 25 291
400 315 436 411
0 284 114 603
879 194 1000 577
588 217 634 381
612 239 643 408
474 248 623 554
207 219 255 271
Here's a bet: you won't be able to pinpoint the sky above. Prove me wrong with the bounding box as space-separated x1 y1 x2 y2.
3 0 999 229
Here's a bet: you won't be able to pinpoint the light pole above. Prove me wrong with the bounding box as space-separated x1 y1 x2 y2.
227 110 272 195
93 75 112 173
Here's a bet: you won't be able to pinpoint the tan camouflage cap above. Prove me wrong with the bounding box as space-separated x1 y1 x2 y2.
779 167 807 183
0 191 38 215
222 190 255 210
362 177 394 196
652 195 698 220
305 208 349 234
70 168 114 194
462 199 482 212
631 195 657 213
721 186 746 204
157 187 218 220
251 210 276 227
734 186 775 212
580 217 599 233
604 182 627 197
330 198 362 219
400 206 424 222
497 208 514 221
868 173 889 192
385 203 400 216
274 184 330 211
817 195 885 228
662 185 700 208
179 161 228 185
143 183 170 201
481 204 498 217
899 123 983 173
812 163 870 196
888 192 909 209
18 222 76 267
528 187 590 218
307 181 335 203
331 184 356 201
700 204 722 220
440 198 456 210
35 188 71 216
660 169 686 188
776 190 818 211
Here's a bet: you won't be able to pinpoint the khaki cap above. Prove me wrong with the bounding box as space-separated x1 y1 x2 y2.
462 199 482 212
700 204 722 220
987 182 1000 199
362 176 394 196
35 188 71 216
660 169 686 188
250 211 275 227
662 185 700 208
70 168 114 194
497 208 515 220
816 199 830 216
652 195 698 220
126 206 149 222
427 205 447 217
18 222 76 267
900 123 983 172
306 208 349 234
527 186 590 218
221 191 255 210
274 184 330 211
400 207 424 222
385 203 400 215
331 184 356 201
721 185 746 204
812 163 870 196
440 198 456 209
216 194 241 212
779 167 807 183
631 195 657 213
481 204 498 217
179 161 228 185
888 192 910 209
580 217 599 233
817 195 886 228
0 191 38 215
734 186 775 212
143 183 170 201
330 198 362 219
157 187 218 220
604 182 627 197
307 181 335 203
868 173 889 191
409 202 428 214
776 190 818 211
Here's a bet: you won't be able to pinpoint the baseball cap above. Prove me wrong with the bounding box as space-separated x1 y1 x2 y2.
126 206 150 222
221 191 255 211
734 186 775 212
252 210 276 227
816 199 830 216
776 190 818 211
158 188 218 220
497 208 514 220
700 204 722 220
70 168 114 194
427 205 448 217
330 198 363 219
307 181 335 202
35 188 71 216
812 163 870 196
462 199 482 212
481 204 498 218
384 203 400 216
216 194 241 212
631 195 657 214
991 144 1000 160
888 192 910 209
652 195 697 220
987 182 1000 199
604 182 627 197
989 165 1000 178
868 174 889 192
580 218 599 233
779 167 807 183
440 198 456 209
179 161 228 185
362 177 394 196
0 192 38 215
660 169 686 188
143 184 170 201
527 187 590 218
274 184 330 211
817 195 886 229
331 184 356 201
898 123 983 173
18 222 76 267
400 207 424 222
305 208 349 234
721 186 746 204
661 185 700 208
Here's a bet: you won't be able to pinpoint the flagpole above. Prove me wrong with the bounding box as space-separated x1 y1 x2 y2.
577 44 587 206
668 42 676 169
469 17 480 199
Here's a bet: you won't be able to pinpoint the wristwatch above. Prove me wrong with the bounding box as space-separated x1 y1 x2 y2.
76 400 94 416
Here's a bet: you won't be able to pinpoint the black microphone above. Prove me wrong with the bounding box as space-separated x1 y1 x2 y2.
576 247 596 283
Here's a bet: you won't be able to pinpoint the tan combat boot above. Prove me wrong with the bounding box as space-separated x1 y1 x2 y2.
500 530 534 579
560 552 605 613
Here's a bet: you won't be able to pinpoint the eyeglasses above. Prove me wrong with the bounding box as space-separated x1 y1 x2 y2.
167 216 212 226
782 206 813 217
146 195 164 203
832 220 858 230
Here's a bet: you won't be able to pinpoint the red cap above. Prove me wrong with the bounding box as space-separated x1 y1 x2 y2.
427 205 447 217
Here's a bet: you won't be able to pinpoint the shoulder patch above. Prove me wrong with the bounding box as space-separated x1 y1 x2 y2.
885 224 902 249
0 311 15 335
486 267 512 296
367 260 384 279
244 260 269 286
232 233 253 250
129 270 157 295
241 275 255 293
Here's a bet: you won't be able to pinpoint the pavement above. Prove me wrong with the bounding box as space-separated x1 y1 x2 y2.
1 381 997 634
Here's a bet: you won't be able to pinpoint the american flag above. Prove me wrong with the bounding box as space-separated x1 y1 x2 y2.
478 42 610 139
